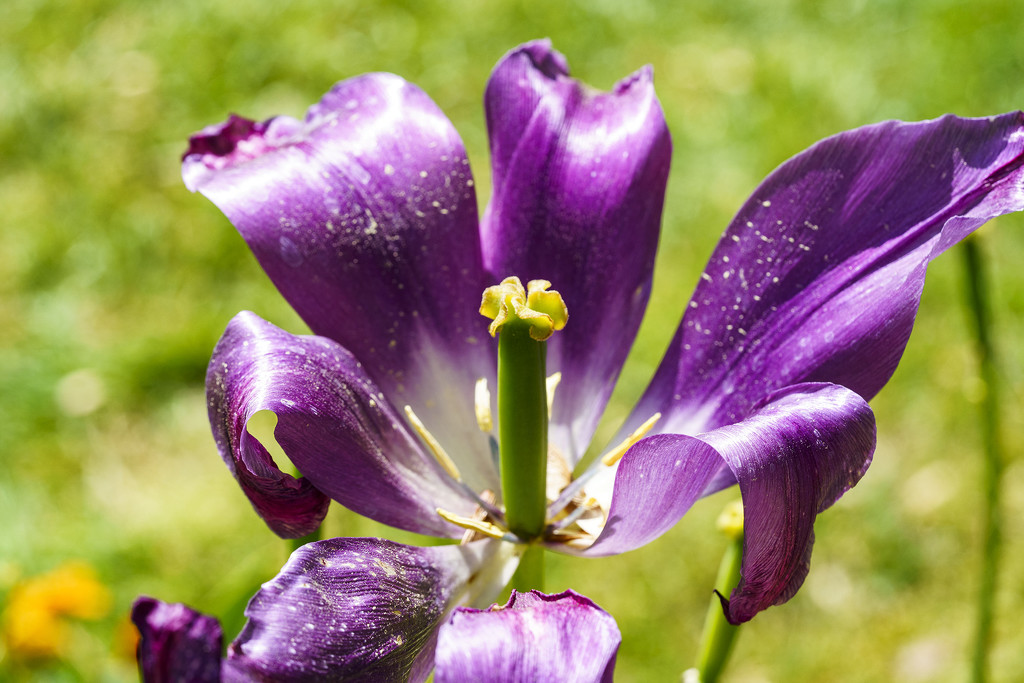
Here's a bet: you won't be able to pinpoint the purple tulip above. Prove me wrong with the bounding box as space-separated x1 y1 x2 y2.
156 38 1024 679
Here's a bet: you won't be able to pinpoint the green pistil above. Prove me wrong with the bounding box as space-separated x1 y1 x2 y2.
480 276 568 548
288 525 323 556
496 320 549 538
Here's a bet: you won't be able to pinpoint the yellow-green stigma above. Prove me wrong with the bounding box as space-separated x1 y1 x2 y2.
480 276 568 341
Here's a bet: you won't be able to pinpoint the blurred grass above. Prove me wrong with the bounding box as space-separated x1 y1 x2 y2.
2 0 1024 680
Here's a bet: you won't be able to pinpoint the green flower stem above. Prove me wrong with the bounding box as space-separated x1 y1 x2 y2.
497 322 549 543
288 525 323 556
963 237 1005 683
695 528 744 683
510 544 546 593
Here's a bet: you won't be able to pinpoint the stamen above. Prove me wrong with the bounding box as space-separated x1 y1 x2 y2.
545 372 562 419
550 497 599 531
404 405 462 482
460 486 506 525
474 378 493 433
549 533 596 550
546 412 663 518
600 413 662 466
456 490 498 544
437 508 517 542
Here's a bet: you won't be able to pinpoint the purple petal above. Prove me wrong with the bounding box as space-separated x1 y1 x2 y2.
208 311 477 539
634 112 1024 436
131 597 223 683
434 590 620 683
481 40 672 466
578 434 723 557
581 384 873 624
699 383 875 623
184 74 498 493
224 538 499 682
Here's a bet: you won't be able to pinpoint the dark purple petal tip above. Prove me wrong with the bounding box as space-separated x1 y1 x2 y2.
182 114 304 192
184 114 262 158
227 461 331 539
132 596 223 683
614 63 654 92
435 589 620 683
505 39 570 80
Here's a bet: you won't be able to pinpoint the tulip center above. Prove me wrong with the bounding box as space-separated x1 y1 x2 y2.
425 277 660 583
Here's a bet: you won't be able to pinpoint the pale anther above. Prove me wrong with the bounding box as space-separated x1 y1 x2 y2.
404 405 461 482
474 378 493 433
545 372 562 419
436 508 509 540
601 412 662 466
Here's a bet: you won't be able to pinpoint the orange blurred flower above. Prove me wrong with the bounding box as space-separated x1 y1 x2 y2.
1 561 111 659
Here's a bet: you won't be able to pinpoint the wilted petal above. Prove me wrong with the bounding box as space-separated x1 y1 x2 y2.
634 112 1024 436
579 384 873 624
482 40 672 466
225 538 502 682
132 597 222 683
434 590 620 683
184 74 498 492
208 311 477 539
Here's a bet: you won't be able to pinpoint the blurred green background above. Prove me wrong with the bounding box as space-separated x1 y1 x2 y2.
3 0 1024 680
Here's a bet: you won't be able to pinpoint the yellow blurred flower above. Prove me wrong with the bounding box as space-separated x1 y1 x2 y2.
1 561 111 659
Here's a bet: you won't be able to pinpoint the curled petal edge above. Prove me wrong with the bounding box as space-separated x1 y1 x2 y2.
570 383 874 625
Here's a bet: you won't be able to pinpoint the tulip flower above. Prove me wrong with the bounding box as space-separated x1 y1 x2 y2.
153 38 1024 680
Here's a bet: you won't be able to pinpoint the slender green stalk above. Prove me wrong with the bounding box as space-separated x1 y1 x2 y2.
963 237 1005 683
510 545 546 593
694 528 744 683
497 322 549 542
288 525 323 555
